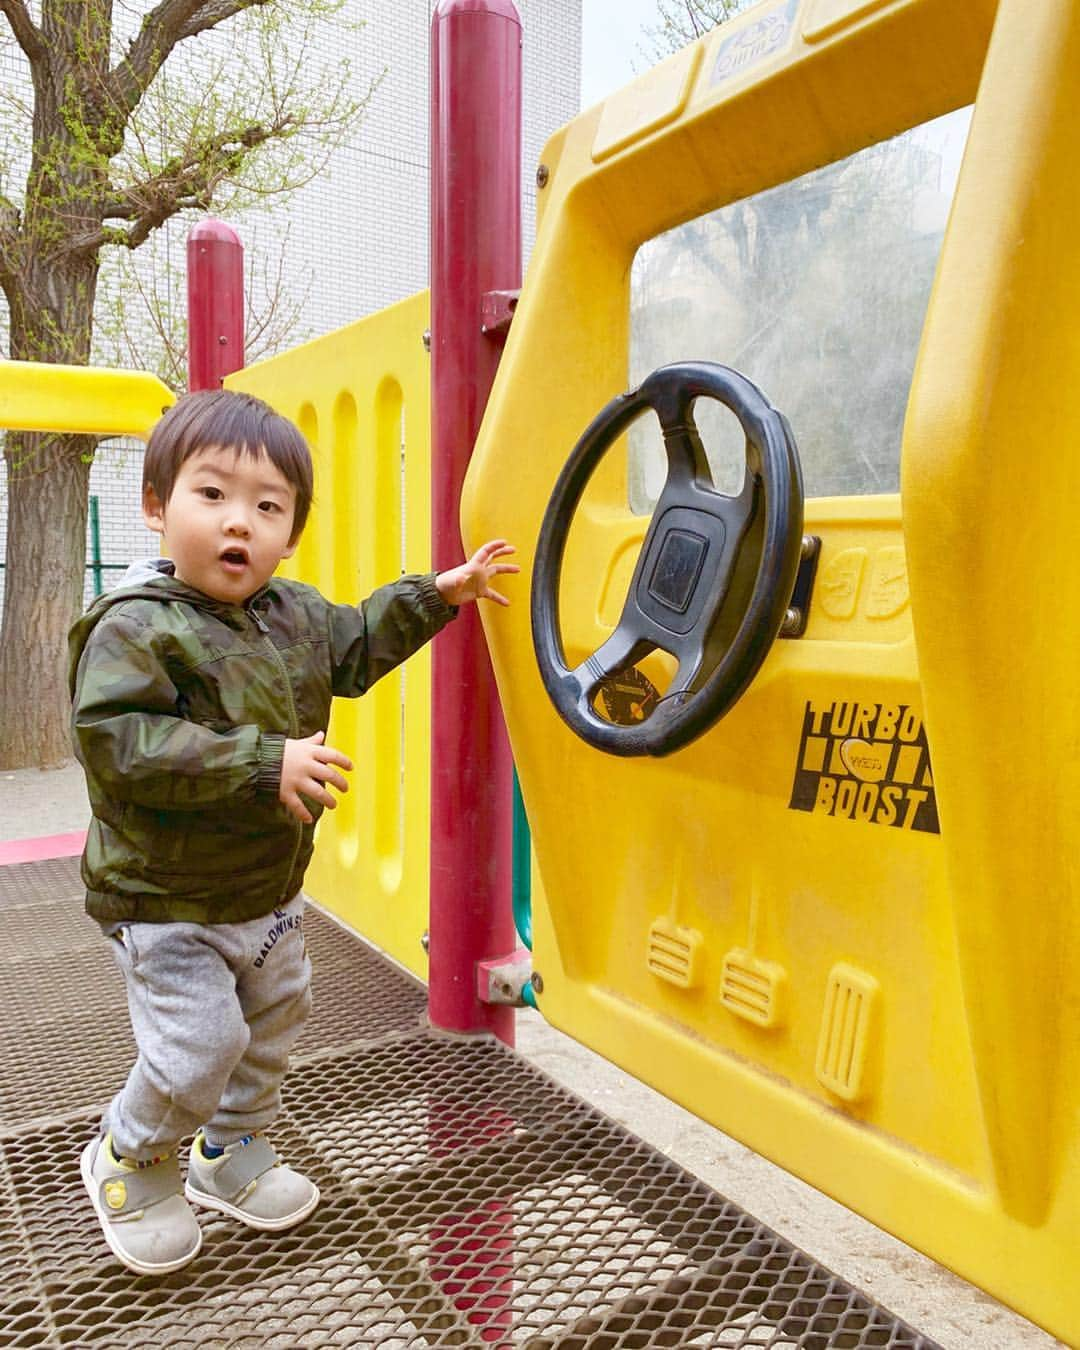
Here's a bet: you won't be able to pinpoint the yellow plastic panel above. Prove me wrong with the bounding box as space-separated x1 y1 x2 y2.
462 0 1077 1340
0 360 173 438
903 0 1080 1257
801 0 895 43
226 292 433 979
591 43 701 161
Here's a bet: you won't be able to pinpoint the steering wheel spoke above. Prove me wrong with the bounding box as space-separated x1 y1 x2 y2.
567 629 649 703
670 647 704 699
653 399 712 495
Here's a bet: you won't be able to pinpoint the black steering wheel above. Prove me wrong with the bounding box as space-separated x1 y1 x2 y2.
531 362 804 757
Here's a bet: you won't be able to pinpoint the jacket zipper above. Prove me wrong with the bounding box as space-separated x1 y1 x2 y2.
249 606 305 902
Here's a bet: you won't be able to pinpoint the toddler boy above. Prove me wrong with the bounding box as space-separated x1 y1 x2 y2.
69 389 517 1274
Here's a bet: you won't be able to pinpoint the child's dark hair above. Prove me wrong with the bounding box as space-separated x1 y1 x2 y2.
144 390 314 541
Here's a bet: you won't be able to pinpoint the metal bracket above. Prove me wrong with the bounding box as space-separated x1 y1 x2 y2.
480 289 520 343
779 534 821 638
477 947 533 1005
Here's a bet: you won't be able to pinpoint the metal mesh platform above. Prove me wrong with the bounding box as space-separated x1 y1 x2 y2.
0 856 942 1348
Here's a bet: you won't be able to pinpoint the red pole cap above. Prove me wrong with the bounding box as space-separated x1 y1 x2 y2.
433 0 521 21
188 219 243 247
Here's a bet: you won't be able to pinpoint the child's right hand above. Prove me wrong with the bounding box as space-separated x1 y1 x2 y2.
279 731 353 823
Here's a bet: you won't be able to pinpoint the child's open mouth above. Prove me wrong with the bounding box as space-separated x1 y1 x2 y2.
220 548 249 573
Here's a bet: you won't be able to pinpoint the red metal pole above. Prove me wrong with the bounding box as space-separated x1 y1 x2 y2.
428 0 521 1043
187 220 245 391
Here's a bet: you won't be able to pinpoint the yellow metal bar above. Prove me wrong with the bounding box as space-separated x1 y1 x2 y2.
0 360 174 438
903 0 1080 1229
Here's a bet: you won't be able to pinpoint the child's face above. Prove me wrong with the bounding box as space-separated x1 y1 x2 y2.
143 444 299 604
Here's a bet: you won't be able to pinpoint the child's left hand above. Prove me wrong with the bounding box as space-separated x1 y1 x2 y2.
436 540 520 608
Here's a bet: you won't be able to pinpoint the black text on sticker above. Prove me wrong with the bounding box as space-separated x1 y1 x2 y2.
788 700 940 833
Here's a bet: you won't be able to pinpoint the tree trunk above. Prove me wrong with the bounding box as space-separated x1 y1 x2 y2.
0 0 106 765
0 436 94 768
1 239 101 768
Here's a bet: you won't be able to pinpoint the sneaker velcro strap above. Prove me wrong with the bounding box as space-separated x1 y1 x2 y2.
212 1136 279 1201
99 1153 182 1217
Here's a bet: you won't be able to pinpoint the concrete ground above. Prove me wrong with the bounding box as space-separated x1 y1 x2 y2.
0 761 1064 1350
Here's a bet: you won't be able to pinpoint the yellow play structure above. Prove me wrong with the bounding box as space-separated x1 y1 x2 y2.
2 0 1075 1342
459 0 1077 1341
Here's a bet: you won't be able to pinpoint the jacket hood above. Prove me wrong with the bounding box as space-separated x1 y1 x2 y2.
67 558 269 694
116 556 175 590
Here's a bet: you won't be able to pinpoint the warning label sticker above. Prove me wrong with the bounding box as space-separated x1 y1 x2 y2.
788 700 940 833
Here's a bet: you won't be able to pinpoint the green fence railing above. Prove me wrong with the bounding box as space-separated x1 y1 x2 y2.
0 495 128 598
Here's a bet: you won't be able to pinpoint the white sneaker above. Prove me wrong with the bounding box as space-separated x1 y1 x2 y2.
185 1130 319 1232
81 1133 202 1275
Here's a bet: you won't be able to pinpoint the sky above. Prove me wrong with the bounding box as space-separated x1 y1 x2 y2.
580 0 668 109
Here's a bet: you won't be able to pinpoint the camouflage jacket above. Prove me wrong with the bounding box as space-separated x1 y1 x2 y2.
68 560 456 924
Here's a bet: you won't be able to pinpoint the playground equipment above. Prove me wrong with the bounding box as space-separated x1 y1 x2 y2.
463 0 1079 1341
0 0 1074 1343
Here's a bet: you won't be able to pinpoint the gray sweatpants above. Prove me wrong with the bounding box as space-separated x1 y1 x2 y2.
103 892 312 1161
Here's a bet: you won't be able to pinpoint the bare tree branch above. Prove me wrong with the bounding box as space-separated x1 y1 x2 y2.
0 0 48 66
108 0 268 120
66 115 296 253
175 0 266 41
108 0 209 113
